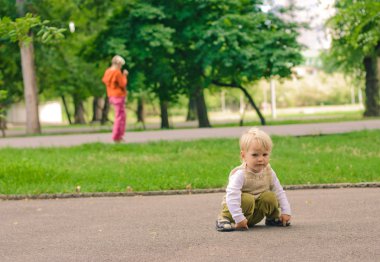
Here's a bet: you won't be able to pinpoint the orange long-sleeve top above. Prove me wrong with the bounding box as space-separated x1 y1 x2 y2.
102 68 128 97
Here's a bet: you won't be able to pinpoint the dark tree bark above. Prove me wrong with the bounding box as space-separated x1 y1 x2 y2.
91 97 103 122
212 80 266 125
61 95 72 124
101 95 110 125
73 95 86 124
186 94 197 121
239 103 249 126
237 85 266 125
0 115 6 137
363 55 380 116
193 86 211 127
159 98 170 129
137 96 146 129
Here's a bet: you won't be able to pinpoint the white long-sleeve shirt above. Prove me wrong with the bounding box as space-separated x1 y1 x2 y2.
226 169 291 224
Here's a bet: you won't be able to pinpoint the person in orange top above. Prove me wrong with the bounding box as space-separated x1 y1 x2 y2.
102 55 129 142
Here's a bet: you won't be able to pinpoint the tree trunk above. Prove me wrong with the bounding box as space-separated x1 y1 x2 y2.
363 56 380 116
159 98 170 129
237 86 266 125
101 95 110 125
186 94 197 121
239 101 249 126
194 86 211 127
212 80 266 125
73 96 86 124
0 116 6 137
137 96 146 129
91 97 103 122
17 0 41 134
20 41 41 134
61 95 72 124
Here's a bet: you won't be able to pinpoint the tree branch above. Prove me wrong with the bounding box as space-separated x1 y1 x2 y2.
211 80 266 125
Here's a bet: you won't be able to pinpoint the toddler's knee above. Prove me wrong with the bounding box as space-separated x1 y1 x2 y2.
260 192 278 207
241 193 255 209
241 193 255 203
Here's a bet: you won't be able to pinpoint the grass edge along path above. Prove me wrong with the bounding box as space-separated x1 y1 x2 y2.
0 130 379 196
1 182 380 201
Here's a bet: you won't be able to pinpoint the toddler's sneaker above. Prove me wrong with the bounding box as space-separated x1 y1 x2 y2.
216 218 235 232
265 218 291 227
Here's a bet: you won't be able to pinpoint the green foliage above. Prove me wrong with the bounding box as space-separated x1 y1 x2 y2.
324 0 380 74
29 0 119 101
0 89 7 118
0 2 23 105
89 0 303 107
0 13 65 45
0 9 67 125
0 42 23 102
90 1 178 102
0 0 123 122
167 0 303 87
335 0 380 54
0 0 16 18
1 0 304 124
36 24 66 44
324 0 380 117
197 12 268 82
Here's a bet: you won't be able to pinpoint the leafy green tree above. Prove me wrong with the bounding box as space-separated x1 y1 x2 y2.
157 0 217 127
0 39 23 123
157 0 302 126
196 1 302 125
0 1 22 134
325 0 380 116
0 1 65 133
28 0 118 124
89 2 177 128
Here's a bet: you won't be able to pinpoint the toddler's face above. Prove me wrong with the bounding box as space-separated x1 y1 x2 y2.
241 141 270 173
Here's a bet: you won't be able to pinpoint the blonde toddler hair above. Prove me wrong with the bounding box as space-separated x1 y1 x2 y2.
240 127 273 152
111 55 125 66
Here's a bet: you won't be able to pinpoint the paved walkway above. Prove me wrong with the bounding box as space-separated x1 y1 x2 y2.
1 119 380 148
1 188 379 261
1 120 380 261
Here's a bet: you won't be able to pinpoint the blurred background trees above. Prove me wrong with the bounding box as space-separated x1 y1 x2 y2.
324 0 380 116
0 0 378 134
0 0 66 134
90 0 303 127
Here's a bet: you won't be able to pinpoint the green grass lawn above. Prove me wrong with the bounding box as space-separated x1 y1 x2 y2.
215 111 379 128
0 130 379 195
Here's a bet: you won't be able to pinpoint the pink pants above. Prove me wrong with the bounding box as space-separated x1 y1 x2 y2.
109 96 126 141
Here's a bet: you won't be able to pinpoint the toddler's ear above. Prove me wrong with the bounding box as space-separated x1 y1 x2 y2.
240 150 245 160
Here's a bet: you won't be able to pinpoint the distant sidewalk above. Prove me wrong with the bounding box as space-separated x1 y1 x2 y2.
0 119 379 148
4 104 364 137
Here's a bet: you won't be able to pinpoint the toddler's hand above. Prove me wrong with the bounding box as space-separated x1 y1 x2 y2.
280 214 291 226
236 218 248 230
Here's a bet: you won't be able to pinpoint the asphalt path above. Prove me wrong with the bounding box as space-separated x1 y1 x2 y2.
1 188 379 261
1 120 380 261
0 119 380 148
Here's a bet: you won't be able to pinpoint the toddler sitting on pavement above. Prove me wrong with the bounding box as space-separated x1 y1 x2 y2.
216 127 291 231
